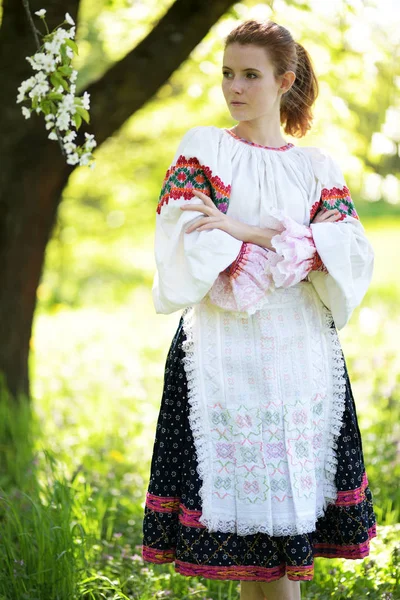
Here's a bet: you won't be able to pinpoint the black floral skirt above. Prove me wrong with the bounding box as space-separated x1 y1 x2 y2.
141 316 377 582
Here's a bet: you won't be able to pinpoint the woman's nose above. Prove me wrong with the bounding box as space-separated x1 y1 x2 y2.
230 78 243 93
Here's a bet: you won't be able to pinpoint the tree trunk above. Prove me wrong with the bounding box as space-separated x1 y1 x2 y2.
0 0 237 400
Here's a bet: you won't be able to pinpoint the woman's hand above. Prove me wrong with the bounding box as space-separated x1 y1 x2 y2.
180 189 249 241
311 207 342 224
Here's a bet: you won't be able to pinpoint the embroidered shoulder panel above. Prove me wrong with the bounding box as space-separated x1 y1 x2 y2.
156 154 231 215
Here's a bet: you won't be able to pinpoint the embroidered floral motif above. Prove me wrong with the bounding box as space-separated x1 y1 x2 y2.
156 154 231 214
308 186 359 274
319 185 359 221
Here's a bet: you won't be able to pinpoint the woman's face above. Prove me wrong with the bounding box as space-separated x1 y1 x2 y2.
222 43 293 121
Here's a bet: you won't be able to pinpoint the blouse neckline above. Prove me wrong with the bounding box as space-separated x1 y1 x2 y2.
223 127 295 151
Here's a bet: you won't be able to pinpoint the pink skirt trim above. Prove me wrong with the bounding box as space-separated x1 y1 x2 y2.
142 524 377 581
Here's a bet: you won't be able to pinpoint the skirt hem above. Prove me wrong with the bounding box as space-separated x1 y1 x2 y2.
141 523 377 583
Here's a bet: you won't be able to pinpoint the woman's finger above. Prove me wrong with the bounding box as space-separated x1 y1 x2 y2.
185 216 210 233
180 203 213 216
191 189 214 205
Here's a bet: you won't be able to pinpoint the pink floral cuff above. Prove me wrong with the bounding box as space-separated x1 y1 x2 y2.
209 243 274 312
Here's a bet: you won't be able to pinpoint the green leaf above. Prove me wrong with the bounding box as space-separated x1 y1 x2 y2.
72 113 82 130
40 99 52 115
60 44 68 63
54 73 70 92
50 73 63 90
47 92 64 101
58 65 73 77
64 38 79 56
75 106 90 124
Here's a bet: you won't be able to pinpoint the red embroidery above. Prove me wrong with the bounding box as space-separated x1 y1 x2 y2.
310 185 359 224
156 155 231 215
310 251 328 273
310 200 320 222
225 242 251 278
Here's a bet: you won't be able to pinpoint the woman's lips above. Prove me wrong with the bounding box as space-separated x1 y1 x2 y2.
231 102 246 105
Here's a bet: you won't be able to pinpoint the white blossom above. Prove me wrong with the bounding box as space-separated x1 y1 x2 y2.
70 70 78 83
84 133 97 150
35 9 46 18
53 28 70 43
59 93 76 114
64 141 77 154
48 131 58 140
28 81 50 100
45 38 62 55
28 52 57 74
66 152 80 165
64 131 77 142
65 12 75 26
45 113 55 121
21 106 31 119
16 76 37 103
35 71 48 83
56 111 70 130
79 153 92 166
82 91 90 110
66 47 74 60
67 26 76 40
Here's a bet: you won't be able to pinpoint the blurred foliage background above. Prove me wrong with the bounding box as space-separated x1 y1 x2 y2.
1 0 400 598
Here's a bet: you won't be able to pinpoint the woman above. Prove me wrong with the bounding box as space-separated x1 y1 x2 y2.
141 19 377 600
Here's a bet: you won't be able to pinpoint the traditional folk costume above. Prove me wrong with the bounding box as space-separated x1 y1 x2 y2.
141 126 377 582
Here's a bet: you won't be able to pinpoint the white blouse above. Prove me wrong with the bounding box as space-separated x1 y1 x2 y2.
152 125 374 330
151 125 375 537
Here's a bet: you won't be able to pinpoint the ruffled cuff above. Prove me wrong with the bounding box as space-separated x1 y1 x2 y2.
268 214 328 285
208 242 274 312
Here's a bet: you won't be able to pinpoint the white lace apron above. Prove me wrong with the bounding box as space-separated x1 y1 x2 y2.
181 281 346 537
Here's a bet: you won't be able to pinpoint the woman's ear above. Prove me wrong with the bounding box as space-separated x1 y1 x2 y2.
280 70 296 94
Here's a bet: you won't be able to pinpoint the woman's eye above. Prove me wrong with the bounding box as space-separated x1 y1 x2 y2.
222 72 257 79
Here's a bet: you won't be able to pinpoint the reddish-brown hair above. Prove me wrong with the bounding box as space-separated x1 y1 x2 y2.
224 20 319 138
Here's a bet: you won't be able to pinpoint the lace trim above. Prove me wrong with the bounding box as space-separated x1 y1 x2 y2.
181 306 213 527
180 294 347 537
320 305 347 508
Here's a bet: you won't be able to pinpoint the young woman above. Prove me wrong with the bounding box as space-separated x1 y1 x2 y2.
141 19 377 600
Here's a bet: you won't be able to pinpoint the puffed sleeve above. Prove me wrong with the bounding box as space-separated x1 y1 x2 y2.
152 126 243 314
304 147 375 329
